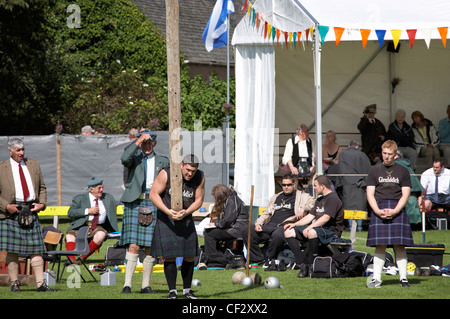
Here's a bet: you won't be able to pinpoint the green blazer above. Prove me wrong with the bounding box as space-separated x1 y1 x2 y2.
67 192 119 232
120 143 169 203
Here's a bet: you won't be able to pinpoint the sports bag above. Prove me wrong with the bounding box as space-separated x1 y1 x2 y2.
310 256 339 278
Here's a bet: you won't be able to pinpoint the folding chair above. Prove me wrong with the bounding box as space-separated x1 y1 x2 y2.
46 226 97 283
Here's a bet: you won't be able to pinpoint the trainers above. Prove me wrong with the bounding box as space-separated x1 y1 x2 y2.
297 264 309 278
37 281 57 292
140 286 156 294
168 291 177 299
277 259 286 271
11 280 20 292
366 278 382 288
399 279 411 287
197 262 207 270
264 259 277 271
181 291 198 299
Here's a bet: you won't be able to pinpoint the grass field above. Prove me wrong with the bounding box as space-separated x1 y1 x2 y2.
1 217 449 302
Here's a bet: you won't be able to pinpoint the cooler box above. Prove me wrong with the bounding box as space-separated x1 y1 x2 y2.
405 244 445 267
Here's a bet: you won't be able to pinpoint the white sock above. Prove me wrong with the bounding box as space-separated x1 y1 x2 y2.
183 288 191 294
396 257 408 281
123 252 138 288
141 255 155 289
373 252 385 282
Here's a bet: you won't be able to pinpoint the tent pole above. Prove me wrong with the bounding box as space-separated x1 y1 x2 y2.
313 25 323 175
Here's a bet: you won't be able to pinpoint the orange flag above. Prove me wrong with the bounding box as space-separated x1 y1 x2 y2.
276 29 281 46
334 27 345 46
391 30 402 50
360 29 371 49
406 29 417 48
438 27 448 47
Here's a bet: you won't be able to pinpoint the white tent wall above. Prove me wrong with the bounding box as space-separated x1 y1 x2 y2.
275 39 449 149
232 0 450 205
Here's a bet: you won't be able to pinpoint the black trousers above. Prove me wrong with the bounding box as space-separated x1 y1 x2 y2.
241 223 286 263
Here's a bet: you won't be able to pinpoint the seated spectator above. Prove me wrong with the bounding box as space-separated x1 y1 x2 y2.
241 174 315 269
420 159 450 212
322 130 342 170
387 109 418 170
438 104 450 167
357 104 386 164
282 124 315 177
284 175 345 277
202 184 248 267
65 177 119 263
411 110 440 167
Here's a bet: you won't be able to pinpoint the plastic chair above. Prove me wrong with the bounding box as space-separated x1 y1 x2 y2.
46 226 97 283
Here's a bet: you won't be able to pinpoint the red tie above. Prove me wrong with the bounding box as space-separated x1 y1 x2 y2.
90 198 99 231
18 162 29 200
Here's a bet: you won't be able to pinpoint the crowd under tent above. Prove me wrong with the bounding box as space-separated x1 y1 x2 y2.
232 0 450 206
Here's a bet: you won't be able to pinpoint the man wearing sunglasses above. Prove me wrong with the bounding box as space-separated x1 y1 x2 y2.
241 174 315 270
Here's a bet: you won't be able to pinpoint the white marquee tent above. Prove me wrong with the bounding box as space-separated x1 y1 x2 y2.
232 0 450 206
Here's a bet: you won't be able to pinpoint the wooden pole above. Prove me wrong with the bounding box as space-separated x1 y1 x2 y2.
166 0 182 211
54 135 62 228
245 185 254 277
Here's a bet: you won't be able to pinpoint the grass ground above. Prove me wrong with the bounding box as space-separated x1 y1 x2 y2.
1 217 449 303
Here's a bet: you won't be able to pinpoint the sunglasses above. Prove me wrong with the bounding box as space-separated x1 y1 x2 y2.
281 183 294 187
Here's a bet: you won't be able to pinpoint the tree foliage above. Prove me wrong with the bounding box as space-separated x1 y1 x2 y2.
0 0 235 135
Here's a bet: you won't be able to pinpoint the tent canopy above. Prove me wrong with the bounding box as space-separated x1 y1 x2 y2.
232 0 450 206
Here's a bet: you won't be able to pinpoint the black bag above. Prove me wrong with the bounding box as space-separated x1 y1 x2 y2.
333 252 365 277
310 256 339 278
105 245 126 266
138 207 153 226
18 209 33 228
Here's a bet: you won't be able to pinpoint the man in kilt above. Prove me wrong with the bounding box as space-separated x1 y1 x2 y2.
119 129 169 294
366 140 413 288
150 154 205 299
0 138 56 292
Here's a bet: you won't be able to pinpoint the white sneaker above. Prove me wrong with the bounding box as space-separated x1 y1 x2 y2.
366 277 382 288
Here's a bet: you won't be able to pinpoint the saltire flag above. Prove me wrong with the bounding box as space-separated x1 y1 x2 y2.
202 0 234 52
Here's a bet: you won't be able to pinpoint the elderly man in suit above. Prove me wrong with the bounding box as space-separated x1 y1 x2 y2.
65 177 119 263
0 138 56 292
120 129 169 294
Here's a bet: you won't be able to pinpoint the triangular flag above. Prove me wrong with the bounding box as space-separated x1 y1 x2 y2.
391 30 402 50
360 29 371 49
438 27 448 47
242 0 247 13
268 24 272 39
289 32 293 49
255 13 260 29
272 27 276 43
247 2 251 18
293 31 297 49
406 29 417 49
334 27 344 46
264 21 268 39
276 29 281 45
284 31 288 49
375 30 386 48
318 25 329 46
305 28 310 43
252 8 256 25
421 28 432 49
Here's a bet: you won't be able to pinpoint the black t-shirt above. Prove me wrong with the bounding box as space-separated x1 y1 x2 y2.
367 162 411 200
311 192 345 237
270 191 296 225
162 167 204 210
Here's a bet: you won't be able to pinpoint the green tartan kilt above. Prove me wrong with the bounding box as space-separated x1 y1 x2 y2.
0 213 46 255
119 197 157 248
150 211 199 259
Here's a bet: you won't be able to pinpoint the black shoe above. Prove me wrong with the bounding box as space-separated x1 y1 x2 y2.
37 282 57 292
400 279 411 287
264 259 277 271
181 291 198 299
277 259 286 271
11 280 20 292
168 291 177 299
140 286 156 294
121 286 132 294
297 264 309 278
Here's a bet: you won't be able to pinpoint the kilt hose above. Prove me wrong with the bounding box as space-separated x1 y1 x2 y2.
150 211 199 259
366 199 414 247
120 197 157 248
0 213 46 255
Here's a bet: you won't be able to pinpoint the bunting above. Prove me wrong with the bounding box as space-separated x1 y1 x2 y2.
242 1 450 51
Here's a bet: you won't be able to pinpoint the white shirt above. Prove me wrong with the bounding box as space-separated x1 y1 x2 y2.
282 135 315 166
420 167 450 195
10 158 36 202
145 152 155 190
85 193 107 224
